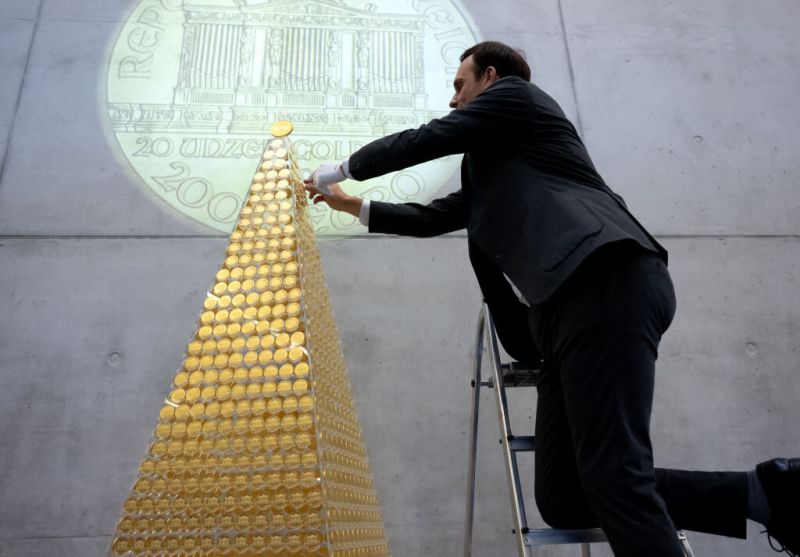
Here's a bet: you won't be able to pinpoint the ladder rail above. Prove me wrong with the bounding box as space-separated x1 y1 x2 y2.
485 306 531 557
463 307 486 557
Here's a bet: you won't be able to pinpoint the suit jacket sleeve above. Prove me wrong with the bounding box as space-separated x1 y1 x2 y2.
348 77 532 180
368 190 466 237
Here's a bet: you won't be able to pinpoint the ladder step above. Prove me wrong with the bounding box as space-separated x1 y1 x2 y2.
500 362 542 387
524 528 607 546
508 436 535 452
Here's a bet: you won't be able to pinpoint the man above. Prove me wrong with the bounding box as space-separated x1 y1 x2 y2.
304 41 799 556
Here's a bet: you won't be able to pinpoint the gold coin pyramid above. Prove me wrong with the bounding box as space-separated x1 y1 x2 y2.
109 123 391 557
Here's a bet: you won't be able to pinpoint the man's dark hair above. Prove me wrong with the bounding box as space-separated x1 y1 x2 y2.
460 41 531 81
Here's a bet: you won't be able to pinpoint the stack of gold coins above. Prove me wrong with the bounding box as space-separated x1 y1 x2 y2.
109 121 391 557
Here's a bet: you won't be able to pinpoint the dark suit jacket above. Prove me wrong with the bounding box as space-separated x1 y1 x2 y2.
347 76 666 362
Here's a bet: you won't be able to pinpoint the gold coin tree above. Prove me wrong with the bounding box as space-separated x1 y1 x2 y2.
109 122 391 557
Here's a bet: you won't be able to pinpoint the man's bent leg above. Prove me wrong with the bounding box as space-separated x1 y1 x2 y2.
531 249 683 556
533 358 596 528
656 468 748 538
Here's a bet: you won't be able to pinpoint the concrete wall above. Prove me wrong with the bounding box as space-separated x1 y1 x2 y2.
1 0 798 556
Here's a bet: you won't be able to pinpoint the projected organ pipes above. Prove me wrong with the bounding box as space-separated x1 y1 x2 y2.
106 0 479 235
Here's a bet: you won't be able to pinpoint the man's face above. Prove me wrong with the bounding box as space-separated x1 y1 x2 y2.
449 55 497 110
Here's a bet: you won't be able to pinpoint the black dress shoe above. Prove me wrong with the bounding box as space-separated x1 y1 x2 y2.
757 458 800 555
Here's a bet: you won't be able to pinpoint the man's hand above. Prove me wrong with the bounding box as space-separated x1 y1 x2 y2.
307 161 347 195
303 181 363 218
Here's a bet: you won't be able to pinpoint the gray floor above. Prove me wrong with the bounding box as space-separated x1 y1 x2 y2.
1 1 799 556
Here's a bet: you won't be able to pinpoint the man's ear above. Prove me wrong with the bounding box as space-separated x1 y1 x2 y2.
484 65 499 84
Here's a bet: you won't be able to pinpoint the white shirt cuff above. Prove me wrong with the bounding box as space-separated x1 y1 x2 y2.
341 158 352 179
359 199 370 226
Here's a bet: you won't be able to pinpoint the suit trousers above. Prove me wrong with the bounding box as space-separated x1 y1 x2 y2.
527 243 747 556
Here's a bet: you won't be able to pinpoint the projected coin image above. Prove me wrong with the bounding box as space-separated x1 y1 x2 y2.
106 0 480 235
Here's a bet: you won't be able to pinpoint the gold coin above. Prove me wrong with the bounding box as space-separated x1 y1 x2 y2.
189 404 204 419
220 401 235 417
233 367 249 382
283 396 298 413
297 413 313 429
231 384 246 399
252 399 267 415
288 347 304 362
215 385 231 400
214 309 229 322
267 398 282 413
169 389 186 404
199 355 214 369
187 340 203 355
277 380 292 394
243 307 257 320
228 308 243 322
155 423 171 439
279 363 294 378
215 338 230 352
264 364 279 379
292 379 308 394
294 362 310 378
174 372 189 388
201 386 216 401
201 339 216 353
271 120 293 137
298 395 313 412
218 419 233 435
214 354 229 368
237 399 251 415
263 382 277 397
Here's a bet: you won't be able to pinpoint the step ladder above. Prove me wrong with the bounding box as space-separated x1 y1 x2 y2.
463 304 696 557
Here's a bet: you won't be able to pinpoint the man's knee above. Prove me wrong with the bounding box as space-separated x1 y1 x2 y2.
535 481 596 529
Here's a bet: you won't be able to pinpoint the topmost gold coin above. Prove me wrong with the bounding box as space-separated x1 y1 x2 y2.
271 121 294 138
